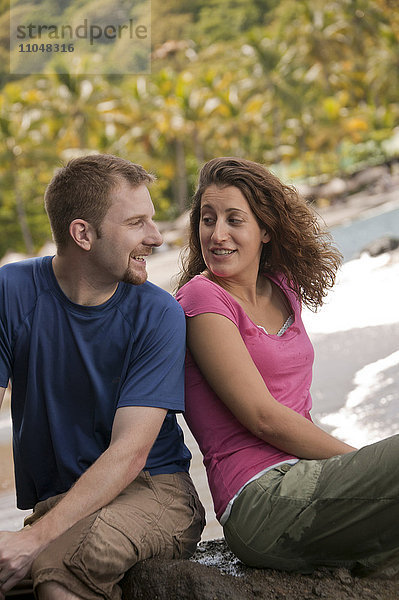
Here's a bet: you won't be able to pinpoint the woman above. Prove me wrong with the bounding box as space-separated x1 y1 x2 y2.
176 157 399 575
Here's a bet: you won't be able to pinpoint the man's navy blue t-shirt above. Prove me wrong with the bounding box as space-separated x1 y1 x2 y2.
0 257 191 509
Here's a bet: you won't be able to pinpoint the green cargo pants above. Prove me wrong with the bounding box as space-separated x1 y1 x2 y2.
224 435 399 575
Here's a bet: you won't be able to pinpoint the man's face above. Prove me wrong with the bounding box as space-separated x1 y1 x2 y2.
90 180 163 286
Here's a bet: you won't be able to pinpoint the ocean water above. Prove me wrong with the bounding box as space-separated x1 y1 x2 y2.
303 251 398 335
304 204 399 449
320 348 399 448
331 204 399 262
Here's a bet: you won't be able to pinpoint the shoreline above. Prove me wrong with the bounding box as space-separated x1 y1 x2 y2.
314 182 399 229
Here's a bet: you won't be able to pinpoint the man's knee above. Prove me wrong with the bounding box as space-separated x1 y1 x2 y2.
31 511 128 600
149 471 206 559
31 511 133 600
31 473 205 599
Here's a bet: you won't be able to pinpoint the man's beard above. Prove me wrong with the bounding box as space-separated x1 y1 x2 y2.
122 265 148 286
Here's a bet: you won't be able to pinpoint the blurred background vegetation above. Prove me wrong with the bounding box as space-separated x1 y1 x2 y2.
0 0 398 258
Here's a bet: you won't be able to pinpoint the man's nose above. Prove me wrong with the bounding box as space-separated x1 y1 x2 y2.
145 221 163 247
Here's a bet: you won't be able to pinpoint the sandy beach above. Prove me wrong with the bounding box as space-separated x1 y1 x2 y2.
0 441 14 494
0 189 398 541
0 390 14 494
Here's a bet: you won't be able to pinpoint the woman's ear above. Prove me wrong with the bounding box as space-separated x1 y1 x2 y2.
69 219 95 251
262 231 271 244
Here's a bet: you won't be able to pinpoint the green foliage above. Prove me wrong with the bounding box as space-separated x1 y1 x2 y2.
0 0 398 257
191 0 277 43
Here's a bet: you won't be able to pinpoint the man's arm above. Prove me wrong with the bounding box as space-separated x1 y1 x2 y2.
0 387 5 409
0 405 167 596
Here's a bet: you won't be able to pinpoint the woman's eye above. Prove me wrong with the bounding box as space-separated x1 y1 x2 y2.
202 217 214 224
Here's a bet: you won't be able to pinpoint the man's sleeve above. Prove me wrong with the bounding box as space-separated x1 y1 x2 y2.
117 300 186 412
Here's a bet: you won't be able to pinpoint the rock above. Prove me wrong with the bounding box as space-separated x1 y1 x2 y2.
317 177 348 199
121 540 253 600
298 165 394 203
294 182 315 200
336 568 353 585
349 165 390 193
121 539 399 600
5 539 399 599
361 236 399 257
122 557 255 600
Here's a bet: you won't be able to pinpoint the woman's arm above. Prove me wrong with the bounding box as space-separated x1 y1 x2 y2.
187 313 356 458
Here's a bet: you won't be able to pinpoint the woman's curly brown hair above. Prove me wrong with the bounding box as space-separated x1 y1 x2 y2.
177 157 342 311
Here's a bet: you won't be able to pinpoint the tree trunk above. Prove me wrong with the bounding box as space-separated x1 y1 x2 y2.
13 169 34 255
175 138 188 214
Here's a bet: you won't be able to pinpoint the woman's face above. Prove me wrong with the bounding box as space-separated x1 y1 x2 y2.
199 185 270 281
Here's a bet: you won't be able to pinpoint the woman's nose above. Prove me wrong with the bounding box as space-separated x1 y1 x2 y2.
211 220 228 242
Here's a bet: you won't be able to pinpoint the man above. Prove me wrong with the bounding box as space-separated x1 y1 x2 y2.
0 154 205 600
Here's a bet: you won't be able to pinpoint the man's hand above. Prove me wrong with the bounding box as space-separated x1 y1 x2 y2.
0 405 167 597
0 406 167 597
0 528 41 598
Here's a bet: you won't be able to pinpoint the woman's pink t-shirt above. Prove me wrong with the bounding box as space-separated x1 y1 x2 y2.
176 274 315 521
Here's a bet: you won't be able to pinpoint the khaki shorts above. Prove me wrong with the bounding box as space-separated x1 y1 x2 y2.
224 435 399 575
25 471 205 600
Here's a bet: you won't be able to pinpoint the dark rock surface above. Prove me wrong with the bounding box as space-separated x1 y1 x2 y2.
4 539 399 599
300 164 394 202
361 235 399 257
121 539 399 600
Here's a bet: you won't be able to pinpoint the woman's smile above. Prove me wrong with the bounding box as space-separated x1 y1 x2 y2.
200 185 269 281
210 248 236 256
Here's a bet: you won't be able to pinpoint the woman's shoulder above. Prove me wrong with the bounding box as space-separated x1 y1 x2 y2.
177 273 210 292
177 274 226 298
176 275 239 320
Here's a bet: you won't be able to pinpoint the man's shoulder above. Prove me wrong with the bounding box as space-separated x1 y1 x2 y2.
118 281 184 336
124 280 183 313
0 257 46 290
0 258 49 328
0 256 45 277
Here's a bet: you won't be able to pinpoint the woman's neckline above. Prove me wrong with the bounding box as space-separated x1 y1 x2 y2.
196 272 297 338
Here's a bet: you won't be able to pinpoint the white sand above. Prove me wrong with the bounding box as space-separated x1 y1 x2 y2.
302 251 399 334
